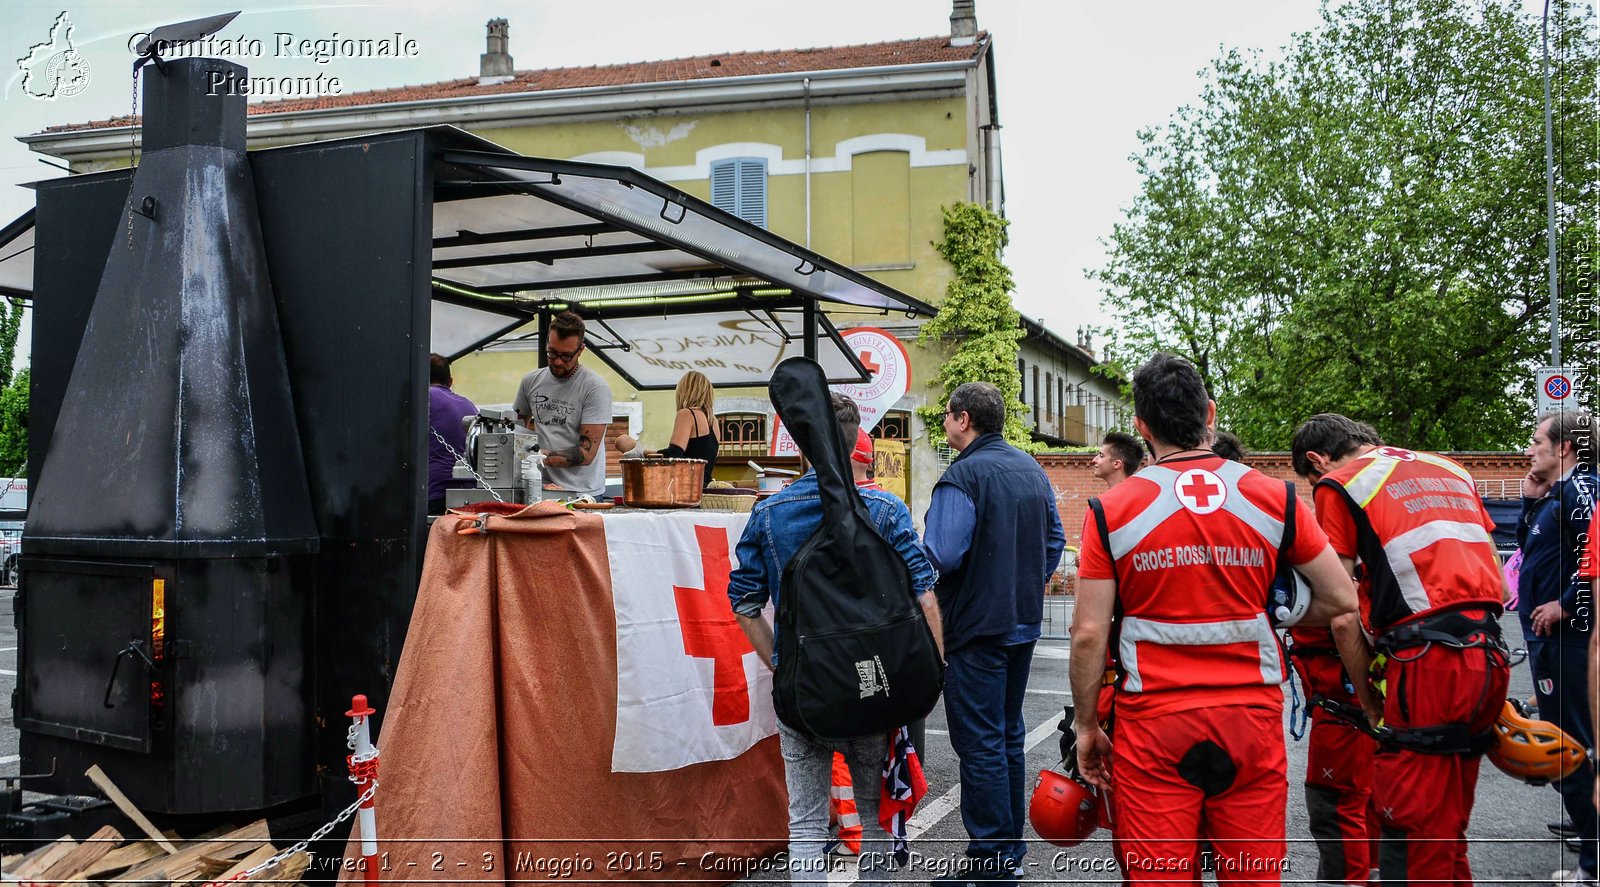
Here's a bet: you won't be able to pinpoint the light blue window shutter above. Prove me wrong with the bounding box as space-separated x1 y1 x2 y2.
737 159 767 228
709 157 767 228
711 159 738 216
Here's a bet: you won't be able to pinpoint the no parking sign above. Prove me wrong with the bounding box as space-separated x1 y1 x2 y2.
1537 366 1583 417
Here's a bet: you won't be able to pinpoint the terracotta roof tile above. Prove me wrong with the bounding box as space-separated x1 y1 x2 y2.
44 34 985 133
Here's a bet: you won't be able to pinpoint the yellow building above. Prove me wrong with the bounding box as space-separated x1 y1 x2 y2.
25 1 1127 510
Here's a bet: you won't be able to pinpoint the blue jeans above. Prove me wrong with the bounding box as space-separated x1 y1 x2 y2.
944 639 1035 864
1529 640 1598 874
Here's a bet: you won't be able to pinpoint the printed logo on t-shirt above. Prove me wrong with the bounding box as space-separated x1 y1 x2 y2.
1175 468 1227 515
530 393 577 426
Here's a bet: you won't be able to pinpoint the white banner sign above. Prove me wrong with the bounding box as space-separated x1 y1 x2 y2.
769 326 912 457
1537 366 1583 417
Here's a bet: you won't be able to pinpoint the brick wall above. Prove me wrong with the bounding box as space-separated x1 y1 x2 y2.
1037 451 1530 551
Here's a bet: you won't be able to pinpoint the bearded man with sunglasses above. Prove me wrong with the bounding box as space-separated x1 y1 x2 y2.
513 311 613 497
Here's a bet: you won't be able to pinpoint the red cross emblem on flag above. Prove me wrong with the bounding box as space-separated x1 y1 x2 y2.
1176 468 1226 514
673 524 755 726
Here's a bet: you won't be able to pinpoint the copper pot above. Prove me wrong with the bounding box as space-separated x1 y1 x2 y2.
620 458 706 507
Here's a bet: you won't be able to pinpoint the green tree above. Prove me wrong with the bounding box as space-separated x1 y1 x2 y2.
918 202 1035 450
0 296 24 476
0 369 28 476
1095 0 1598 450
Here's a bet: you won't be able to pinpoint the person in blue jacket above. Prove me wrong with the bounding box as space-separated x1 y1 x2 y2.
923 381 1065 885
1519 409 1597 887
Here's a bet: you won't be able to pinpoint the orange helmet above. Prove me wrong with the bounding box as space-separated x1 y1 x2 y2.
1029 769 1099 848
1488 699 1588 785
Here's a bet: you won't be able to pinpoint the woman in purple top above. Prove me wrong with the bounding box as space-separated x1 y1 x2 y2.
427 353 478 515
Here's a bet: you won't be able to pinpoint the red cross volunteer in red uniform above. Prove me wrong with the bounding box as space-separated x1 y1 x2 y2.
1071 354 1359 886
1291 413 1510 887
1284 419 1384 886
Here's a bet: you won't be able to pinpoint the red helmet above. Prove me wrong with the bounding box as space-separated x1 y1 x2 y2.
1029 769 1099 848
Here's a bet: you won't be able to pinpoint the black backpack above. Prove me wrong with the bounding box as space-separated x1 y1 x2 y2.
768 357 945 740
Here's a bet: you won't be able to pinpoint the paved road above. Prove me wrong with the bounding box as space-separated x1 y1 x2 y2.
0 601 1579 883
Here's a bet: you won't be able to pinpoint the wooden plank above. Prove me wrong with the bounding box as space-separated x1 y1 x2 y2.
213 845 275 882
38 825 121 880
11 837 76 879
84 765 178 855
77 842 161 880
114 820 269 885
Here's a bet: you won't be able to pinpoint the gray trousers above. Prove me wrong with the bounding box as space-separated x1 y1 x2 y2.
778 720 895 885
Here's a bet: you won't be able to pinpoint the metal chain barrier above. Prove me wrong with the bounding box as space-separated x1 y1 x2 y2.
203 701 383 887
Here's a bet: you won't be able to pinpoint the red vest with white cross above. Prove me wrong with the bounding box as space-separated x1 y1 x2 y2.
1092 454 1294 717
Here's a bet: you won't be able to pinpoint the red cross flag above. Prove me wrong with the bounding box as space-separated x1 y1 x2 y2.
608 512 777 772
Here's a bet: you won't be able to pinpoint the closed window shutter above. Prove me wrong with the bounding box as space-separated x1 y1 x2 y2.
711 159 738 216
709 157 767 228
737 159 767 228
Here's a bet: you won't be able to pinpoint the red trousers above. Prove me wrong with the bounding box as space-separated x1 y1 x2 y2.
1305 712 1379 884
1292 651 1379 885
1372 644 1508 887
1112 705 1288 886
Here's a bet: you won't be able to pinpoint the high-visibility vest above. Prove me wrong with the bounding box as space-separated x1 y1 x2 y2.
1093 457 1291 709
1318 447 1500 633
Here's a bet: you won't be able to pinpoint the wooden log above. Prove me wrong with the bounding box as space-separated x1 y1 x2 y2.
38 825 122 881
10 837 76 879
213 844 276 882
77 842 161 880
84 766 178 855
114 820 269 885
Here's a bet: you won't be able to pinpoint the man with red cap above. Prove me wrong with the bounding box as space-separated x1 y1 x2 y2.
852 429 884 492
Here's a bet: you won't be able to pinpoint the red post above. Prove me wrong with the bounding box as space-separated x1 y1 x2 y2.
346 694 380 886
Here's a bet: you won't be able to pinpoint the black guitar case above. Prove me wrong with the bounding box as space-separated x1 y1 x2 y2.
768 357 944 740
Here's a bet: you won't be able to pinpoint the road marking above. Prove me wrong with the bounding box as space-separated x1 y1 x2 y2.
1032 646 1070 660
0 755 17 765
0 647 14 652
0 669 14 676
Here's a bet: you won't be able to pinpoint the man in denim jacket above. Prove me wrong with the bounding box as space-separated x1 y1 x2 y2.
729 393 942 885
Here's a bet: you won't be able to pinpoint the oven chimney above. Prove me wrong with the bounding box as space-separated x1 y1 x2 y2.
480 18 514 83
20 56 318 815
950 0 978 47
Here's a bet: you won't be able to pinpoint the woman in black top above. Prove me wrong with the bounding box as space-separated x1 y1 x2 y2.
654 370 720 486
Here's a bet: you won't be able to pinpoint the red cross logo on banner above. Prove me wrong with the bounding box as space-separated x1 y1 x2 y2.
1377 446 1416 462
1176 469 1226 514
858 350 882 376
673 524 755 726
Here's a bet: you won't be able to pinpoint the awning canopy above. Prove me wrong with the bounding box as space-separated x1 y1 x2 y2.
0 210 34 300
8 125 936 388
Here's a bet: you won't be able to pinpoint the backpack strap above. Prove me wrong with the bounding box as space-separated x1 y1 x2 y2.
1274 480 1296 609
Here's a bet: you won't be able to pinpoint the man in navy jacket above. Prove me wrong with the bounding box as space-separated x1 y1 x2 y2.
1519 409 1597 886
923 381 1065 884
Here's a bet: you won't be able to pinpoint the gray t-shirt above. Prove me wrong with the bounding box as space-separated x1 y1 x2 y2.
513 365 612 495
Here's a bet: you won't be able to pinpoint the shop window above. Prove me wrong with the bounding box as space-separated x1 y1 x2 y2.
710 158 767 228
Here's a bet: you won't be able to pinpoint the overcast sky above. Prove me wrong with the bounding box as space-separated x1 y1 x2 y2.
0 0 1562 368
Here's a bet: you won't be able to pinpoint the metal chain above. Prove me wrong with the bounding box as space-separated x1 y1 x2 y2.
211 781 379 885
429 426 504 504
127 65 139 250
